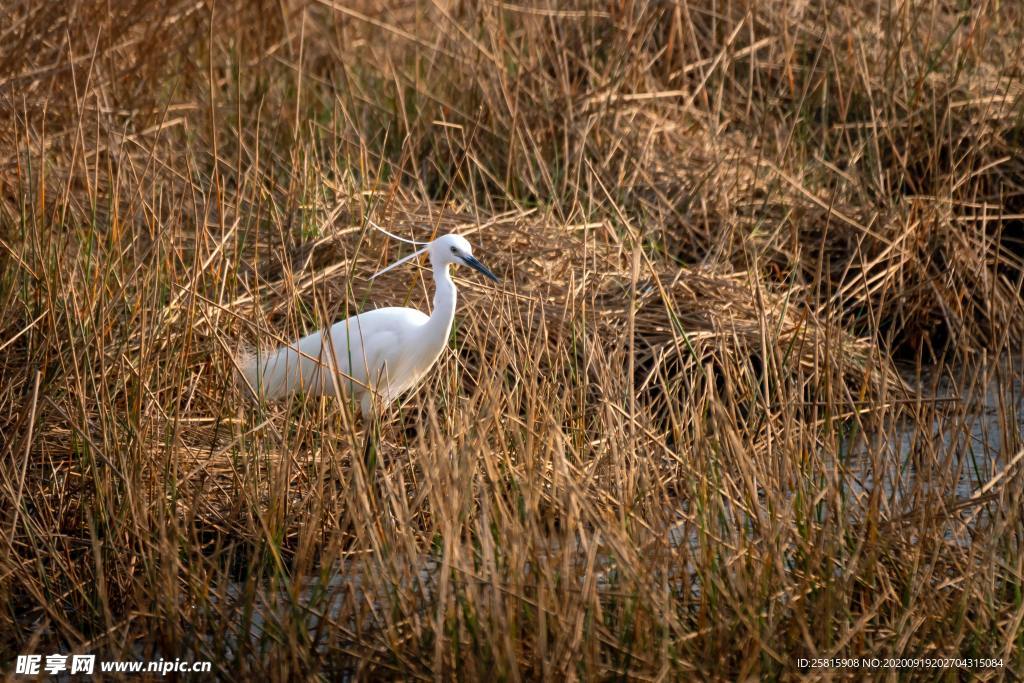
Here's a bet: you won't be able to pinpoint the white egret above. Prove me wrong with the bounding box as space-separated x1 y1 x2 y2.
238 229 499 418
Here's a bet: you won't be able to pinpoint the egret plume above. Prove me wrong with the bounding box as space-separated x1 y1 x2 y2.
370 246 429 280
368 220 429 245
368 220 432 279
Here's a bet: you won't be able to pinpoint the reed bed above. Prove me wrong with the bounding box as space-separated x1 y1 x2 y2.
2 0 1023 679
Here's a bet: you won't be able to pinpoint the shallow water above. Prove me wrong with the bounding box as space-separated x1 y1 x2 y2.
843 358 1024 505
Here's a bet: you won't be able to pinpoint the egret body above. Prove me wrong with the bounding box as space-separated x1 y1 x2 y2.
238 233 498 417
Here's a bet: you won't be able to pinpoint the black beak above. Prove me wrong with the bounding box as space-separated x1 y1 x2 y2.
460 254 499 283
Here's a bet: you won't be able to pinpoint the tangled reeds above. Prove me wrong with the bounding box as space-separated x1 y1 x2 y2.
2 0 1022 678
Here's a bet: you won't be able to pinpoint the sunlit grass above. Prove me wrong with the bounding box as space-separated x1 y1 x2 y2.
1 0 1023 679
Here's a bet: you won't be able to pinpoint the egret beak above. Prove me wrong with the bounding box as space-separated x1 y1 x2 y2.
460 254 499 283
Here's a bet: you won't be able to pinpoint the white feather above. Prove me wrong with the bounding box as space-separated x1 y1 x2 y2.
368 220 429 245
370 246 428 280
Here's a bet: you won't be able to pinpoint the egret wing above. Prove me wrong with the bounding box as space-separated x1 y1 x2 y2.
323 307 428 399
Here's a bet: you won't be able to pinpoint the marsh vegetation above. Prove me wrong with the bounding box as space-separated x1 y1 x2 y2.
2 1 1023 678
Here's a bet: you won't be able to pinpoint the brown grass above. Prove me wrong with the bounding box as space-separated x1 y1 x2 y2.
2 0 1023 679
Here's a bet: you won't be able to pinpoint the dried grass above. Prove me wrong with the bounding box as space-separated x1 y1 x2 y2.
2 0 1023 679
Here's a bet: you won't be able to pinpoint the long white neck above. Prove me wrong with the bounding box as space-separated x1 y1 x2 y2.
423 261 457 347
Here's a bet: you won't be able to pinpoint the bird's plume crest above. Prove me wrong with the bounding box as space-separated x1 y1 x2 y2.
370 246 428 280
368 220 431 280
368 220 430 245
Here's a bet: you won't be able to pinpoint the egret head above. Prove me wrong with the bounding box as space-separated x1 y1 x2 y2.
429 234 499 282
368 223 499 283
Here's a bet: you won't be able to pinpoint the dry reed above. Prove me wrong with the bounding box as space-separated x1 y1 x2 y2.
2 0 1023 679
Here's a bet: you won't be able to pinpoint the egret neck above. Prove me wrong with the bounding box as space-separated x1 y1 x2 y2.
420 260 457 356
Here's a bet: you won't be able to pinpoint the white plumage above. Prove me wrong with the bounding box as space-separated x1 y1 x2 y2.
238 232 498 417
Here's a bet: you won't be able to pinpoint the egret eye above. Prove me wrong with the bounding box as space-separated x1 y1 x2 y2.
450 246 457 253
